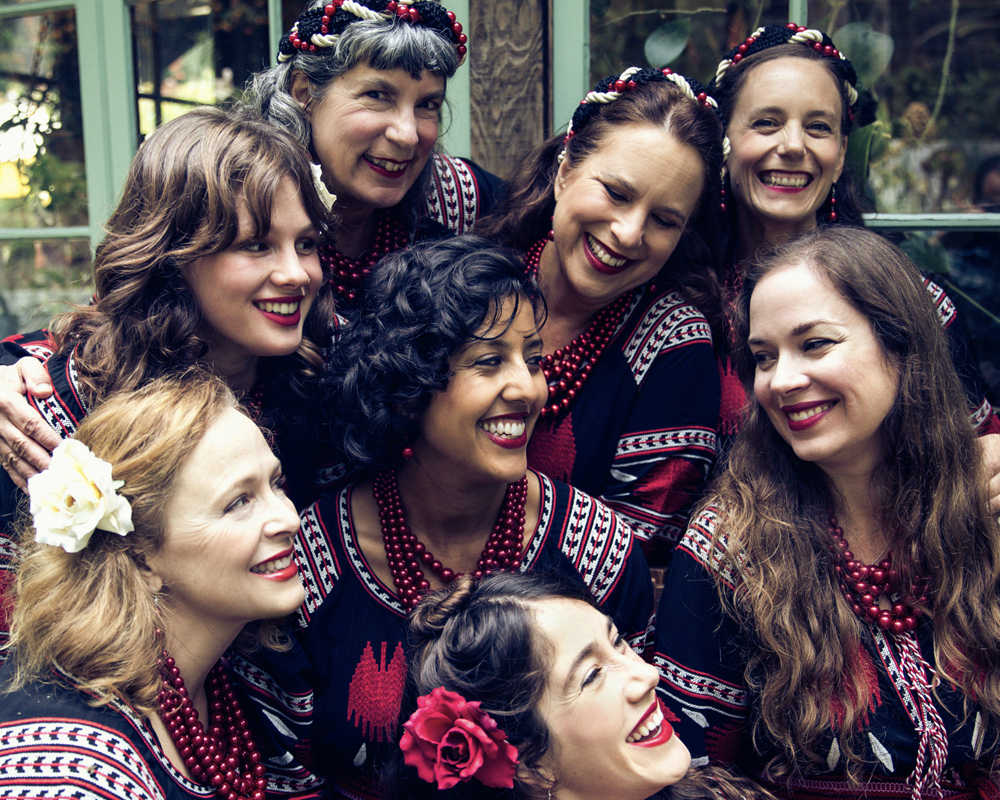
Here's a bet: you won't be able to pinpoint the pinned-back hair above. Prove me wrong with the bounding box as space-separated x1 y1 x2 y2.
399 572 776 800
5 371 266 713
709 24 873 231
403 572 600 797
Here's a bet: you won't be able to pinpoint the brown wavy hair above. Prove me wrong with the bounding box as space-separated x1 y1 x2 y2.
6 371 289 713
51 106 337 407
713 225 1000 778
477 78 727 347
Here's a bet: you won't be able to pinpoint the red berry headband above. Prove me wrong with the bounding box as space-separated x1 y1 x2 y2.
712 23 859 108
278 0 467 65
559 66 731 184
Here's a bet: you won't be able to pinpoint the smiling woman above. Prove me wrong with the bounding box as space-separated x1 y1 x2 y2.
0 372 319 800
479 68 728 563
392 571 766 800
242 235 657 798
656 226 1000 800
243 0 503 303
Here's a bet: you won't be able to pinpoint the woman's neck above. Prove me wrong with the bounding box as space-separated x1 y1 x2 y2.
206 349 258 394
534 241 600 353
335 197 378 261
736 205 817 263
395 460 512 556
827 471 889 564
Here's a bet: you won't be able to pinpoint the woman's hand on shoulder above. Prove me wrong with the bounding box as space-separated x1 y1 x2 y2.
0 357 60 489
980 433 1000 513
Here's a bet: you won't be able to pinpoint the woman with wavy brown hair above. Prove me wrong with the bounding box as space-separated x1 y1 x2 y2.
655 226 1000 800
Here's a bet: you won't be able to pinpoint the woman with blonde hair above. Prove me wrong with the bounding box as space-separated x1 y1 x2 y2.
0 372 319 799
656 226 1000 800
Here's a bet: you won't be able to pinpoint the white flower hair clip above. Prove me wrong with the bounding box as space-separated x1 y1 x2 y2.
28 438 134 554
311 162 337 212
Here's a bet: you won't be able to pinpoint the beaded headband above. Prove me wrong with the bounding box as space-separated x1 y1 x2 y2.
559 66 731 189
712 23 858 108
278 0 467 66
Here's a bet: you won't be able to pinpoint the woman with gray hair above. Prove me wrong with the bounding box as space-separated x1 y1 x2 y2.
242 0 503 304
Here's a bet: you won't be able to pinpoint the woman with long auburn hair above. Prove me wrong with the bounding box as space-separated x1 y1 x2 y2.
655 226 1000 800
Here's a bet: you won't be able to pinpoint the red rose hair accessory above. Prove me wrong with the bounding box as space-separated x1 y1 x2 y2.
400 686 519 790
278 0 467 65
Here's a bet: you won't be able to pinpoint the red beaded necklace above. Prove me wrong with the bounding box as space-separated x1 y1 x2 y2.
320 210 410 303
157 654 267 800
372 467 528 612
829 515 925 635
523 239 637 420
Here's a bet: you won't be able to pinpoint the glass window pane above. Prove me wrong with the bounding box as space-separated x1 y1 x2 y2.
0 10 87 229
811 1 1000 215
130 0 271 137
589 1 789 89
0 238 92 333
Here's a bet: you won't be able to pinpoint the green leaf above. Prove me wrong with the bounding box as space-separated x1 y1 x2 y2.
900 233 949 275
833 23 894 88
644 19 691 69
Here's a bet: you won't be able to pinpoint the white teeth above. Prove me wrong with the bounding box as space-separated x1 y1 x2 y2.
626 706 664 743
257 300 300 315
478 419 526 438
251 553 293 574
761 172 809 188
367 156 407 173
787 402 834 422
586 234 628 268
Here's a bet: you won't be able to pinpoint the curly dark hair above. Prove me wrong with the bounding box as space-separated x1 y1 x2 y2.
326 235 544 469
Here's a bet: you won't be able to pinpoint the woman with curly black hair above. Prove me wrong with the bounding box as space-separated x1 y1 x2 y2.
248 235 656 798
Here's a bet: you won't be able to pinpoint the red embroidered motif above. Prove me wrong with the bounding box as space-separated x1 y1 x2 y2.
527 413 576 483
829 643 882 731
634 460 700 513
347 641 407 742
717 358 747 437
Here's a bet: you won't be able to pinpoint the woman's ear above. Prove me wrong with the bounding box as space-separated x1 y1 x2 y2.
553 155 571 202
133 551 164 594
290 71 313 112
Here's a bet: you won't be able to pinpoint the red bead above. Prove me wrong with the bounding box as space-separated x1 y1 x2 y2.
447 10 456 21
457 45 467 57
823 45 834 56
733 54 742 63
786 22 798 29
457 33 467 45
614 80 626 92
738 44 747 54
626 80 637 90
452 21 462 34
387 0 398 9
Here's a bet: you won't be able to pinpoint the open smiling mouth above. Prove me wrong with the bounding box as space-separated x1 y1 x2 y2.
760 171 812 188
626 700 670 745
478 418 526 439
586 234 628 269
254 298 303 327
365 155 408 174
250 550 295 576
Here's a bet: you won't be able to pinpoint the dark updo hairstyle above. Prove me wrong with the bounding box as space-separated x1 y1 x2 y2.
478 69 728 345
393 572 775 800
709 25 870 231
326 234 544 470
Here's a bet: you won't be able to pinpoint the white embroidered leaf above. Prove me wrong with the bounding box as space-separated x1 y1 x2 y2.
610 468 634 482
869 732 894 771
263 709 294 737
973 712 983 759
682 708 709 728
827 737 841 771
353 743 368 767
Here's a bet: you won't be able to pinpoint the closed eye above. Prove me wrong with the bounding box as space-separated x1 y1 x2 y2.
604 184 626 202
803 338 835 352
752 118 779 130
